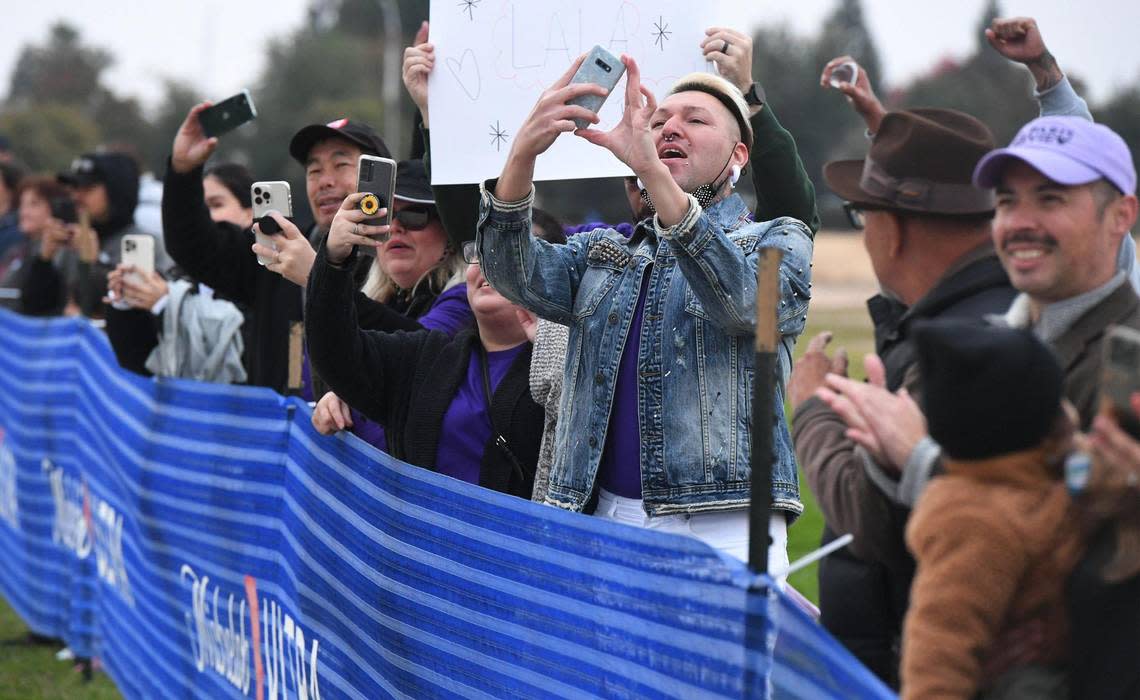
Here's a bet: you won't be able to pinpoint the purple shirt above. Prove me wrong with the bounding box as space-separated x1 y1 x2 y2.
598 267 651 498
305 283 474 453
435 344 526 485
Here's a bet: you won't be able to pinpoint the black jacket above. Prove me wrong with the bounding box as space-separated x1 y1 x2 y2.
812 244 1017 688
162 162 404 393
306 244 541 499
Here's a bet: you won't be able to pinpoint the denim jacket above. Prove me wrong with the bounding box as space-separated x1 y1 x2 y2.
477 184 813 517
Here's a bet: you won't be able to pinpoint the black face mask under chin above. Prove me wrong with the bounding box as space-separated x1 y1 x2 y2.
639 152 736 215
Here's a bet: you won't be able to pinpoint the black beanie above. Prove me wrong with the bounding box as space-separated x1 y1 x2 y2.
914 320 1063 460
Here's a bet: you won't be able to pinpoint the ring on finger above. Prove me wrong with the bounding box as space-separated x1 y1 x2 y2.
722 40 730 54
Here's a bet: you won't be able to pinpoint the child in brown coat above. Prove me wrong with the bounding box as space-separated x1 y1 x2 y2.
901 320 1082 700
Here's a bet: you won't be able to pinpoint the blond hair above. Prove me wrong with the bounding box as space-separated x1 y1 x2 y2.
361 250 466 303
667 72 753 150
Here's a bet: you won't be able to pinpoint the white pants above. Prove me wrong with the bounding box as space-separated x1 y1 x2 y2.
594 489 789 575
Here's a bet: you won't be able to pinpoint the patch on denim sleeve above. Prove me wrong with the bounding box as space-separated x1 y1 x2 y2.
586 238 631 269
731 234 760 252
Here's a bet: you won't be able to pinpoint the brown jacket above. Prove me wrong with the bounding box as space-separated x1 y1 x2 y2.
901 449 1083 700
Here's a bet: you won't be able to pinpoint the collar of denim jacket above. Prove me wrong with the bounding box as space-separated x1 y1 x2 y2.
630 192 752 247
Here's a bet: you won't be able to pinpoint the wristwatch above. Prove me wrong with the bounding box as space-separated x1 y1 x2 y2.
743 82 766 107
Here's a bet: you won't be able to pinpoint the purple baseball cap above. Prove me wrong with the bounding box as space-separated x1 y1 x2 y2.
973 116 1136 195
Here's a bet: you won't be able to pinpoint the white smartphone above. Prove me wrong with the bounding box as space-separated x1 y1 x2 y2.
251 181 293 266
121 234 155 286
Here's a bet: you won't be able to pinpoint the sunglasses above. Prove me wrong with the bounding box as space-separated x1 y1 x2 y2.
392 205 436 231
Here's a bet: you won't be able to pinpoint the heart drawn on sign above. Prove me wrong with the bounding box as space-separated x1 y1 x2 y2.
446 49 482 101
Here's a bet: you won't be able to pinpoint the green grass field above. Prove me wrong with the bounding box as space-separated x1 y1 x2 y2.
0 305 874 697
784 305 876 601
0 600 119 699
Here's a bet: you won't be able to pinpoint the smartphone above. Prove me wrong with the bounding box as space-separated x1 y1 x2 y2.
567 46 626 130
199 90 258 138
1101 325 1140 439
49 196 78 225
356 155 397 255
251 181 293 266
121 234 155 287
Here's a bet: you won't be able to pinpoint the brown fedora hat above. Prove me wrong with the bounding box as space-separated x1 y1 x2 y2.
824 108 997 215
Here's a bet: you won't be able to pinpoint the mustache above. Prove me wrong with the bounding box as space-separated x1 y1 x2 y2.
1002 230 1058 249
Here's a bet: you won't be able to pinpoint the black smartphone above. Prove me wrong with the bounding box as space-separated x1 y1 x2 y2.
356 155 397 256
49 196 77 224
199 90 258 138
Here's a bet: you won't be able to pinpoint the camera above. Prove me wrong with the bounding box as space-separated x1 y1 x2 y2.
124 239 137 253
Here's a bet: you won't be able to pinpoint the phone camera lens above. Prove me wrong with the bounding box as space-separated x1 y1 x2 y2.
254 196 262 205
596 59 611 72
254 187 263 196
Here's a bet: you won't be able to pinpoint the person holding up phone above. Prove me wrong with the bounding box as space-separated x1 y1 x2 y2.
477 52 814 569
0 176 69 310
20 152 170 323
163 103 473 395
306 204 566 499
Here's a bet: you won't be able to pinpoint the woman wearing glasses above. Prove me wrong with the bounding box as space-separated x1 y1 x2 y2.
306 210 566 498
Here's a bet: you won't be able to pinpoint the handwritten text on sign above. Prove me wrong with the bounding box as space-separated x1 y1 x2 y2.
428 0 736 184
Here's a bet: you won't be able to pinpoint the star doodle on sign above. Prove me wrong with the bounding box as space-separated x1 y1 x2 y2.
652 16 672 50
458 0 481 21
489 121 509 151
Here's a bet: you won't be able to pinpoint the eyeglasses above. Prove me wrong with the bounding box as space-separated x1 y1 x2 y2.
462 240 478 264
392 205 435 231
843 202 866 230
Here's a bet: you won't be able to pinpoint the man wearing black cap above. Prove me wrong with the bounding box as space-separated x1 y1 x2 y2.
22 151 171 319
786 108 1016 687
161 104 392 393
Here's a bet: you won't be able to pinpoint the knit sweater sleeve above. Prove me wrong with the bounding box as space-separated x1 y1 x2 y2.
749 104 820 235
901 483 1030 700
305 242 430 425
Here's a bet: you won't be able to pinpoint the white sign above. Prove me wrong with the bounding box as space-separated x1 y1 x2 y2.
428 0 735 184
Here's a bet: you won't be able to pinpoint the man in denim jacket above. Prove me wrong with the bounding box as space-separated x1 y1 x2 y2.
476 53 813 570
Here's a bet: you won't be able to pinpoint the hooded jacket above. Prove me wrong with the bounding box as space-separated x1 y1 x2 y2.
21 152 170 320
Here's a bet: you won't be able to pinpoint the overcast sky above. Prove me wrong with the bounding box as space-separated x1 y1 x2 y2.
2 0 1138 113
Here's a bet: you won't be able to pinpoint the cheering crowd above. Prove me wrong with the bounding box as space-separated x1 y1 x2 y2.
1 13 1138 700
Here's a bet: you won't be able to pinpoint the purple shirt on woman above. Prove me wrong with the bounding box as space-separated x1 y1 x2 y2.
307 283 474 453
434 343 527 484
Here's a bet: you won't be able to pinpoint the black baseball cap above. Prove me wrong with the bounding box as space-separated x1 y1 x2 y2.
394 160 434 205
288 118 391 165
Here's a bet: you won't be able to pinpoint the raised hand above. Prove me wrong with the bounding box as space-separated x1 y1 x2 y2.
985 17 1063 91
172 103 220 174
787 331 848 409
403 21 434 125
495 53 606 201
254 212 317 286
121 268 169 311
820 55 887 134
574 54 659 177
701 27 755 96
325 193 390 264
